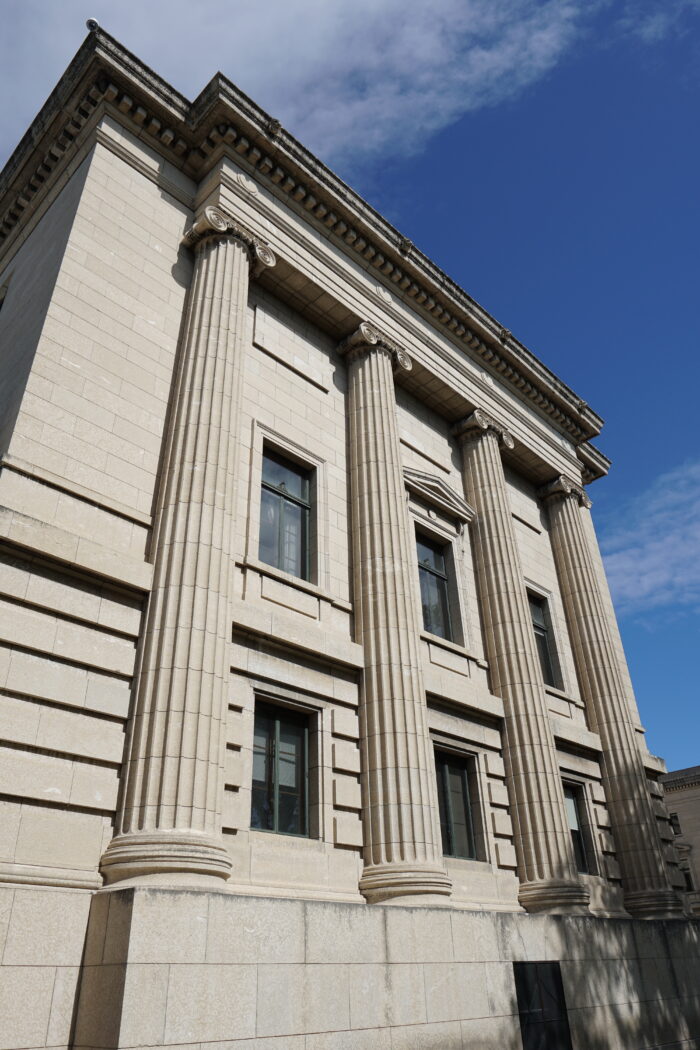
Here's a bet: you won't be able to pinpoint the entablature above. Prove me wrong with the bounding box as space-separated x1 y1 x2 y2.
0 24 607 475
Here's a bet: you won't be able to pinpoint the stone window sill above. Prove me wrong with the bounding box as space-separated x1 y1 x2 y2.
238 557 352 612
420 631 488 669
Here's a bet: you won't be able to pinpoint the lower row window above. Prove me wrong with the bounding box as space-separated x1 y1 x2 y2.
251 702 309 836
435 749 479 860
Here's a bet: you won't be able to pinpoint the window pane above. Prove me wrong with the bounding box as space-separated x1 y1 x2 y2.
435 752 476 859
262 451 308 501
416 537 446 575
251 711 274 831
251 705 308 837
419 567 451 640
259 488 280 569
280 501 307 579
563 786 580 832
528 594 547 628
435 755 452 855
563 785 588 873
446 762 475 859
534 625 555 686
278 718 306 835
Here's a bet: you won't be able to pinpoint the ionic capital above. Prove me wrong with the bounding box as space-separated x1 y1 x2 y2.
338 321 412 373
182 205 276 276
538 474 592 509
452 408 515 450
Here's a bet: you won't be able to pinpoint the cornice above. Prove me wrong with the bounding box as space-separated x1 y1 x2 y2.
0 27 604 455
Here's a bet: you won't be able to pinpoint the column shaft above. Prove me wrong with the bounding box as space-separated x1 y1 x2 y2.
101 208 274 884
455 411 589 913
343 324 450 902
542 477 681 917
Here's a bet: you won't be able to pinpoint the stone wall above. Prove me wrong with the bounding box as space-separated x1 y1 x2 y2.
5 886 686 1050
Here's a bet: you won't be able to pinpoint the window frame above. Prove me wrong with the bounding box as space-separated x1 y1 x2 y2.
527 588 563 690
433 746 486 861
561 778 597 876
246 422 329 590
416 532 454 642
410 512 468 648
251 699 311 839
259 447 312 582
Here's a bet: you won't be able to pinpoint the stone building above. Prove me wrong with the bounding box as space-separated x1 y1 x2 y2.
0 25 698 1050
662 766 700 916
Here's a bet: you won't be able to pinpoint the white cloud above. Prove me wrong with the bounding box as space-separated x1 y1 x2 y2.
600 460 700 618
616 0 700 43
0 0 584 171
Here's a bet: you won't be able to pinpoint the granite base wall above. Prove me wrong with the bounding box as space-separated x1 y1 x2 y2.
2 884 699 1050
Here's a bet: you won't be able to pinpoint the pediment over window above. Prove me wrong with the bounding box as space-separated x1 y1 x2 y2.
403 468 475 524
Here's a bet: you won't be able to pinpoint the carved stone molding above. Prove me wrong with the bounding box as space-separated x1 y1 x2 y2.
182 206 276 275
403 467 475 524
452 408 515 450
338 321 412 373
538 474 592 509
0 29 603 452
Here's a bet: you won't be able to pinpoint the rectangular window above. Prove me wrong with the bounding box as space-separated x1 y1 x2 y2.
417 535 453 641
259 449 311 581
563 782 589 874
251 702 309 836
669 812 682 836
528 592 559 688
435 750 477 859
514 961 573 1050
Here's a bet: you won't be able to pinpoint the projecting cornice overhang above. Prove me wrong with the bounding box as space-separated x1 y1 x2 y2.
0 26 605 458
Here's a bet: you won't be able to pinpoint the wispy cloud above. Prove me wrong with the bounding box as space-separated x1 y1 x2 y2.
1 0 584 171
616 0 700 43
600 460 700 618
2 0 700 176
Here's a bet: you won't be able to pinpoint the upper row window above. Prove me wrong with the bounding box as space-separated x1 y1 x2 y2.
259 449 311 581
416 534 453 641
528 591 561 688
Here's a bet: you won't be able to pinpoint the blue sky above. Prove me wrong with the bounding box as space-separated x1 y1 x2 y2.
1 1 698 769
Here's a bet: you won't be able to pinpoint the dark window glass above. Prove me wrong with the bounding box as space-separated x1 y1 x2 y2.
435 750 476 859
251 703 308 836
514 961 573 1050
670 812 682 836
417 536 452 640
528 593 558 687
259 450 311 580
563 783 589 874
682 868 695 892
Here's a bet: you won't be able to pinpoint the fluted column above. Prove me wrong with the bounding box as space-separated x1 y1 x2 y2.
541 475 682 917
340 323 450 903
454 410 589 913
101 207 275 884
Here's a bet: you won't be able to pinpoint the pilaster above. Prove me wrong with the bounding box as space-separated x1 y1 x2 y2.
340 322 451 902
454 410 589 914
100 207 275 884
540 475 682 918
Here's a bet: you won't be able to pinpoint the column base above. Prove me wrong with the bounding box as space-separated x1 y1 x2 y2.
518 878 590 915
360 862 452 904
624 887 684 919
100 830 232 885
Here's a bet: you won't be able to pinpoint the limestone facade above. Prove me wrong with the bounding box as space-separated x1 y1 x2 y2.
662 766 700 916
0 26 698 1050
